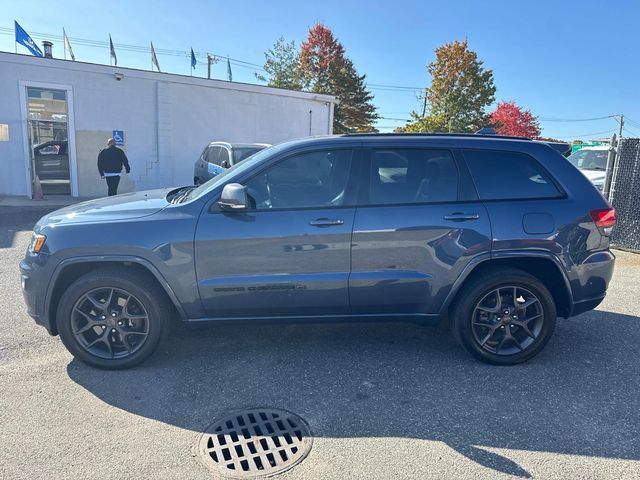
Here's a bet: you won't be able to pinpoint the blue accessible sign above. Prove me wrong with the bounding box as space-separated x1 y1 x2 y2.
112 130 125 146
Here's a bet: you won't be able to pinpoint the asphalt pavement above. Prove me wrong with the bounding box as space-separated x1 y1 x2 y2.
1 205 639 479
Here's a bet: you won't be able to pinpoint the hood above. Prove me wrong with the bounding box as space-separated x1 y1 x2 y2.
579 169 606 186
36 188 173 228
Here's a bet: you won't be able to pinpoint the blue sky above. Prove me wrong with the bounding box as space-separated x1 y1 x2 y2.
3 0 640 138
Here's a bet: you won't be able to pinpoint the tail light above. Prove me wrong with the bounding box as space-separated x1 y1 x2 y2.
590 208 615 236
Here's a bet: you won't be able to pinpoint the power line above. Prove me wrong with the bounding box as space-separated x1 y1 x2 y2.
539 115 618 122
554 129 617 140
0 25 431 92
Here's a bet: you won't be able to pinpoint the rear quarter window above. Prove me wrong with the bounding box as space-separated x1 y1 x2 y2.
463 149 562 200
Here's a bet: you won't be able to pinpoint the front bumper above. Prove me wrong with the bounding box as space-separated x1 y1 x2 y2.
20 255 56 335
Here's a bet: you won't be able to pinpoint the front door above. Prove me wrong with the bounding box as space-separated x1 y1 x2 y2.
350 147 492 315
26 87 72 195
194 148 356 317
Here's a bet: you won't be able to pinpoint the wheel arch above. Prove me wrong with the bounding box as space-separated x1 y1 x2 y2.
442 251 574 320
46 256 186 335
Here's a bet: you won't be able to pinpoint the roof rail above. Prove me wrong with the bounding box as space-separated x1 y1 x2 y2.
342 132 532 141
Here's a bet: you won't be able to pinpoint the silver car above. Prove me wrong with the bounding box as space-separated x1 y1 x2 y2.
194 141 270 185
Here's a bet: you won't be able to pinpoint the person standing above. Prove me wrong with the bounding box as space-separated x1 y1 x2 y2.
97 138 130 196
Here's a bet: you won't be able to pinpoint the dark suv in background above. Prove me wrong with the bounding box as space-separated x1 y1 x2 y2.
21 134 616 369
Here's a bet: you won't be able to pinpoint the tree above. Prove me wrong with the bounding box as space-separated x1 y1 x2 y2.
256 37 304 90
404 40 496 133
299 24 377 133
490 101 541 138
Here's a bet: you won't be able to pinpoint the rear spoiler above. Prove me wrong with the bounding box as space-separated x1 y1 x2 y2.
473 129 571 156
540 141 571 156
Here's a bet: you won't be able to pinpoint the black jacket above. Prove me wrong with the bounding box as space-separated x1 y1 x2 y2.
97 145 130 175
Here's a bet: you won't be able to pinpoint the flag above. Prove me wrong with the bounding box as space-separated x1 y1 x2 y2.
63 28 75 61
109 34 117 66
227 56 232 82
151 42 160 72
190 48 197 69
15 21 43 57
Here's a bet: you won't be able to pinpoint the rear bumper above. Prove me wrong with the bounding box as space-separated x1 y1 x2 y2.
568 250 615 317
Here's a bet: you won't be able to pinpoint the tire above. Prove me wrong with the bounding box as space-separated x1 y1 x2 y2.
57 267 171 369
451 267 556 365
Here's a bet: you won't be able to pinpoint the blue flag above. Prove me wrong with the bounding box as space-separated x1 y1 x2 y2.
15 21 43 57
227 56 232 82
190 48 197 69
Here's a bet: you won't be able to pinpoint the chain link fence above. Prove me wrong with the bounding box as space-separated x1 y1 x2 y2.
609 137 640 251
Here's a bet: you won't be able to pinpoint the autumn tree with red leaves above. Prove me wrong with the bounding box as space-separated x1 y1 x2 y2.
299 24 377 133
490 101 541 138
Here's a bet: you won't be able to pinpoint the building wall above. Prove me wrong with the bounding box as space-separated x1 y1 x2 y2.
0 53 334 197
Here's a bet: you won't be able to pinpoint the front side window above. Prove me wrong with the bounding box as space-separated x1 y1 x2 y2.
464 149 561 200
244 150 352 210
366 149 458 205
219 147 230 167
206 146 221 165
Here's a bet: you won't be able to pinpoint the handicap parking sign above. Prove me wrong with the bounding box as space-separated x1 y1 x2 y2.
112 130 124 146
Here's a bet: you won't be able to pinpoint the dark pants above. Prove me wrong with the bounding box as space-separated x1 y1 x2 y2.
105 176 120 196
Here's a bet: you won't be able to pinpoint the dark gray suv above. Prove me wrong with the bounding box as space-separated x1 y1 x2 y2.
21 134 616 369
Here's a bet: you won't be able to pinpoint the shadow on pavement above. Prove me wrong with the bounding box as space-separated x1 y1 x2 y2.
0 207 57 249
67 309 640 478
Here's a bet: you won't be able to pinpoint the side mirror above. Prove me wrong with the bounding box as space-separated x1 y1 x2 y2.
221 160 230 168
218 183 248 210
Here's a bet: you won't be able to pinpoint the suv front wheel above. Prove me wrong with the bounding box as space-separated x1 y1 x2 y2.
452 267 557 365
57 267 171 369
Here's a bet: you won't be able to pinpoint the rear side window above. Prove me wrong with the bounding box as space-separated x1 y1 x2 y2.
463 150 561 200
366 149 458 205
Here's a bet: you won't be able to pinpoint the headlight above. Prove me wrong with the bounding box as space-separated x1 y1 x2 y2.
29 233 47 253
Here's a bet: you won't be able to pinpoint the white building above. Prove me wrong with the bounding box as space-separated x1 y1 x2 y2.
0 52 335 198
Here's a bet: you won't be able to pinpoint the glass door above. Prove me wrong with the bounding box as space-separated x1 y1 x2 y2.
27 87 71 195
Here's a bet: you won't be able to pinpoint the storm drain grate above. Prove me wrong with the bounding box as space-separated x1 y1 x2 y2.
197 408 313 478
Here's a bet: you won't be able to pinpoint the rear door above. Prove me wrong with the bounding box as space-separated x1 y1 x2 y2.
194 148 358 317
350 146 492 315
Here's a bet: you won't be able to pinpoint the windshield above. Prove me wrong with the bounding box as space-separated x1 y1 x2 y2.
567 149 608 171
185 144 284 202
233 147 264 163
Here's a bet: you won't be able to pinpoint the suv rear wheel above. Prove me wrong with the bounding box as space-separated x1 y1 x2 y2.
57 267 171 369
452 267 556 365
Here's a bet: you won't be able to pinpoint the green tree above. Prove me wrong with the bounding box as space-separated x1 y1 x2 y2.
256 37 304 90
299 24 377 133
404 40 496 133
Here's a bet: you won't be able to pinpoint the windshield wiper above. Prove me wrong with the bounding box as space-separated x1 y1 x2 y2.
168 186 196 204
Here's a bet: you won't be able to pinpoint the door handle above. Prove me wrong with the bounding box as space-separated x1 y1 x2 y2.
309 218 344 227
443 212 480 221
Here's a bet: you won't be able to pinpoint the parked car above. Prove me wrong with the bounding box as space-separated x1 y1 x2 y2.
193 141 270 185
21 133 616 369
567 145 609 191
33 140 70 181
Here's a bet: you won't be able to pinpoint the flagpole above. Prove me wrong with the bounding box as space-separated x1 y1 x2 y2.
14 22 17 53
63 29 66 60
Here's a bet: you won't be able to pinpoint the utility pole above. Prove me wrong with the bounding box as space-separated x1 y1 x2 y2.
618 114 624 139
207 55 213 79
421 89 428 117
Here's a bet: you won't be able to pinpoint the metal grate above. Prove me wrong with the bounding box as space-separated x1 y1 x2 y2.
197 408 313 478
610 138 640 251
